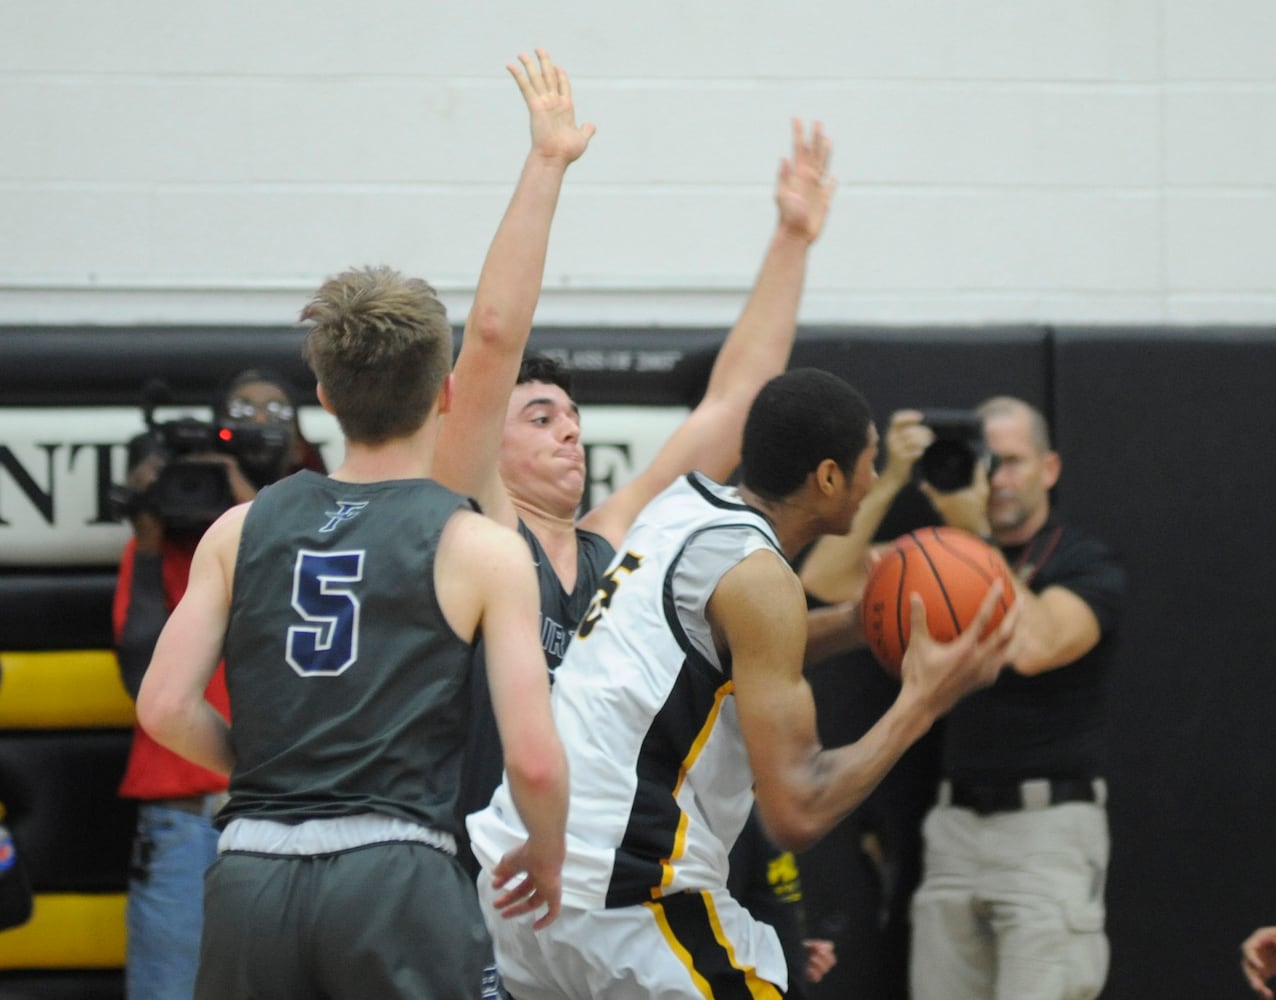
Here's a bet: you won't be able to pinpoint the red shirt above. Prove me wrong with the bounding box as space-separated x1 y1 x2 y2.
114 537 231 800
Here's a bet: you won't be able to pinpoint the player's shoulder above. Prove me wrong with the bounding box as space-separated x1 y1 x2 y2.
444 504 515 542
710 549 806 645
190 500 252 576
205 500 252 544
440 507 534 570
719 546 801 601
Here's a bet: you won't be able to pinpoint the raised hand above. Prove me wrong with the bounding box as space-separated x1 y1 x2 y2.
882 409 935 486
508 48 596 167
900 579 1018 718
919 458 993 538
775 118 834 244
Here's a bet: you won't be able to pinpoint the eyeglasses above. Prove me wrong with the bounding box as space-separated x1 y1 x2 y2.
226 398 295 423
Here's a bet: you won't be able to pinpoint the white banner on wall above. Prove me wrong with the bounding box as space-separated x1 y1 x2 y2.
0 405 689 567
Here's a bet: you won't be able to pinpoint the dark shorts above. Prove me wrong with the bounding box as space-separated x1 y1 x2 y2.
195 841 491 999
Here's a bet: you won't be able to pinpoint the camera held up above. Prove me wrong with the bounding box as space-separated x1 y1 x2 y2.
916 408 999 493
112 382 289 535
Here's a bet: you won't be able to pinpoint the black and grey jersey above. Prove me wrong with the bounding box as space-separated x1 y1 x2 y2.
518 520 616 672
219 471 477 837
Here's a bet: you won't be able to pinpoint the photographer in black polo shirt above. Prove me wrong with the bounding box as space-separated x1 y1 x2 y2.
802 397 1126 1000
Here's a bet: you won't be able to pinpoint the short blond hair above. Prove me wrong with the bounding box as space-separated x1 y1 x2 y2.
300 266 453 443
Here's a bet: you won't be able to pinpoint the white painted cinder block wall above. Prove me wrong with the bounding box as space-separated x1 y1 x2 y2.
3 0 1274 327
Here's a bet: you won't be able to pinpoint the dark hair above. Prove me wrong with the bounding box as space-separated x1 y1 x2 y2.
517 352 573 394
740 368 873 501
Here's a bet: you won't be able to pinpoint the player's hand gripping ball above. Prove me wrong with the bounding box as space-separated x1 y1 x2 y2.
860 526 1017 676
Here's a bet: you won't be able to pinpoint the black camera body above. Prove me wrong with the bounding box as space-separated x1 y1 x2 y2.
116 415 289 535
916 408 996 493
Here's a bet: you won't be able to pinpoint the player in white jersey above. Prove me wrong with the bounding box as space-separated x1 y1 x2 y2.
483 472 780 913
469 367 1020 999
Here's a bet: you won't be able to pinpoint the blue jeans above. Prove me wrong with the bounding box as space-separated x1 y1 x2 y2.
125 801 221 1000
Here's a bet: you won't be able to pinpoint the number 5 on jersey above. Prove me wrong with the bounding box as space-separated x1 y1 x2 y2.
287 550 365 676
576 551 642 640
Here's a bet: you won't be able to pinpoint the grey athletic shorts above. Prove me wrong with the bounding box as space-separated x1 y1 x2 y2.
195 839 490 999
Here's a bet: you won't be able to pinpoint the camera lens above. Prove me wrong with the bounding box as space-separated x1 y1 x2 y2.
149 463 235 534
919 440 977 493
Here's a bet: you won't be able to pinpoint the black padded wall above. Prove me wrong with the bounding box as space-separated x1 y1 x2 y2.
0 733 134 892
0 325 718 409
0 574 114 651
0 327 316 407
1051 327 1276 1000
787 324 1050 414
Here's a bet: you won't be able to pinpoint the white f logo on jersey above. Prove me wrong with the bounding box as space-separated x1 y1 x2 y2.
320 501 369 533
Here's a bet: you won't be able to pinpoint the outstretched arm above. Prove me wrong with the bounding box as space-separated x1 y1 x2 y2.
722 550 1014 854
434 48 595 528
580 119 834 546
801 409 932 605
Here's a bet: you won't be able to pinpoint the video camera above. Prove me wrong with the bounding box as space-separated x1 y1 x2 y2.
113 382 290 535
916 409 999 493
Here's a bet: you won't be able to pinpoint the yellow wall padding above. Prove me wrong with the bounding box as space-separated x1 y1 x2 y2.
0 652 135 729
0 893 125 969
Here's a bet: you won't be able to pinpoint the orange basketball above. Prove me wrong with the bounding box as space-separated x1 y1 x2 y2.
860 526 1016 676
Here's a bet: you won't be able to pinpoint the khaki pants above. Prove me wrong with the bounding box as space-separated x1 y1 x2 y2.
910 790 1109 1000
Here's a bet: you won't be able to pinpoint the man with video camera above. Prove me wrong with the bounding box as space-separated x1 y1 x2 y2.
112 369 324 1000
801 398 1126 1000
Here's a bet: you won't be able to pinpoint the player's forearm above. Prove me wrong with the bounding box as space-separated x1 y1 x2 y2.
703 227 810 404
505 740 569 858
846 467 911 550
170 712 234 778
1006 586 1098 676
138 694 234 778
467 155 570 354
785 698 933 852
803 602 864 664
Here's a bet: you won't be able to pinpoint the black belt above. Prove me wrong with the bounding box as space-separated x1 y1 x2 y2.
945 778 1104 815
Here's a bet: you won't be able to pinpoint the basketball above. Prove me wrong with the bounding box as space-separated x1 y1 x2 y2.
860 526 1016 676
